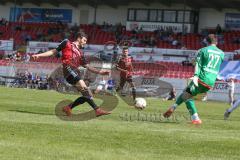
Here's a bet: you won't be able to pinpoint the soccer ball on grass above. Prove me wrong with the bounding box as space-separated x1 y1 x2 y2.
134 97 147 109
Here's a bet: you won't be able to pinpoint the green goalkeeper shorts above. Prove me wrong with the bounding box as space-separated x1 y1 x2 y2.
186 81 210 96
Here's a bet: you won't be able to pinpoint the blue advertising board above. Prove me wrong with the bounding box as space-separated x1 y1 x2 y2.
10 7 72 23
225 13 240 30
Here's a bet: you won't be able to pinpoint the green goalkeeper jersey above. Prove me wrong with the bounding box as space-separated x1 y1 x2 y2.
194 45 224 87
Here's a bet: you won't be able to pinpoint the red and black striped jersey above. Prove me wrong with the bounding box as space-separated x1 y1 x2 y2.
116 55 133 77
56 39 87 68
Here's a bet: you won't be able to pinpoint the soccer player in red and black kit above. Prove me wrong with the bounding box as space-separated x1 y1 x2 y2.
32 32 111 117
116 47 136 102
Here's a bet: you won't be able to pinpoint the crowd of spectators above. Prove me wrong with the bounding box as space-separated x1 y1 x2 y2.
4 51 30 62
7 71 63 91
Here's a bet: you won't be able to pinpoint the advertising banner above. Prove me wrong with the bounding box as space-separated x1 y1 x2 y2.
0 40 14 51
126 21 191 33
10 7 72 23
225 13 240 30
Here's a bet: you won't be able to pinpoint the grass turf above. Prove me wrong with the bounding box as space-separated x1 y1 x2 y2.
0 86 240 160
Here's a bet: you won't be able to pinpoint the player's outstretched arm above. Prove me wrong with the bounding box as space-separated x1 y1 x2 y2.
84 64 109 75
32 49 57 60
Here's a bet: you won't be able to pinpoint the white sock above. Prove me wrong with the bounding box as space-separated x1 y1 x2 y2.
191 113 200 121
228 99 240 113
172 103 177 110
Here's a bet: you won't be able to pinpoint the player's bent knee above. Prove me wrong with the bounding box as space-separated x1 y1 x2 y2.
181 90 193 101
80 87 93 99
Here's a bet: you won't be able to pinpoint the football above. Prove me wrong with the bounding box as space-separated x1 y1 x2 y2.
135 98 147 109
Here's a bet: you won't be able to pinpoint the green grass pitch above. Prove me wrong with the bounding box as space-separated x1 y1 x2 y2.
0 86 240 160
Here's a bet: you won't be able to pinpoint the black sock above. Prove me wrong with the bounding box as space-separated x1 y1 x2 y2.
85 97 98 110
71 96 98 110
71 96 87 109
132 88 136 100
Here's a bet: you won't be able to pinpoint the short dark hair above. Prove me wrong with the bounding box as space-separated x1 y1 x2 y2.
75 31 88 39
206 34 217 44
122 46 129 50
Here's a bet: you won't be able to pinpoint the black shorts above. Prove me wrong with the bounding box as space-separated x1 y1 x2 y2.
119 76 133 88
63 65 82 85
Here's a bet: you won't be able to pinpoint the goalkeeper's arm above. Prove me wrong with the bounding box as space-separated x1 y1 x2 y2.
192 50 202 86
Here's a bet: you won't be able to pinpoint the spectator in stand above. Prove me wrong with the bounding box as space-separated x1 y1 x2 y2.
154 28 160 35
0 18 8 26
21 31 32 43
30 73 38 89
147 55 154 63
115 24 123 43
22 71 27 88
201 37 208 46
106 78 116 95
181 44 187 50
26 72 33 89
166 35 174 44
172 39 180 46
6 51 21 61
163 87 176 101
23 53 30 62
19 73 26 87
102 21 107 30
15 51 22 61
141 36 149 46
71 23 79 33
39 74 49 90
36 29 43 40
215 24 222 35
138 27 144 34
94 76 108 94
131 26 138 34
62 28 71 39
233 37 240 44
201 29 209 37
47 75 54 90
149 36 157 47
130 34 138 45
166 26 174 35
15 24 22 31
34 73 41 89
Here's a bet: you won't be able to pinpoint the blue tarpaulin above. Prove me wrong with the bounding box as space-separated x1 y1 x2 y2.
218 61 240 80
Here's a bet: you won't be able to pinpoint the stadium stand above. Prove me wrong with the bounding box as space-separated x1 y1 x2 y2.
1 22 240 51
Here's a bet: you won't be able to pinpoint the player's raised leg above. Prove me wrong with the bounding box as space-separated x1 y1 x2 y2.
164 81 207 124
63 79 111 117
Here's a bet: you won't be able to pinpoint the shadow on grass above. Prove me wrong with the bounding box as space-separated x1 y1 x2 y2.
8 109 54 116
55 94 119 121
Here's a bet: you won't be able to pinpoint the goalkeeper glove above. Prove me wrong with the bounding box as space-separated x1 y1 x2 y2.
190 76 199 87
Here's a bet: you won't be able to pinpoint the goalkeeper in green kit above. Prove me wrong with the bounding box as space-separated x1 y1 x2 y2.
163 34 224 124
